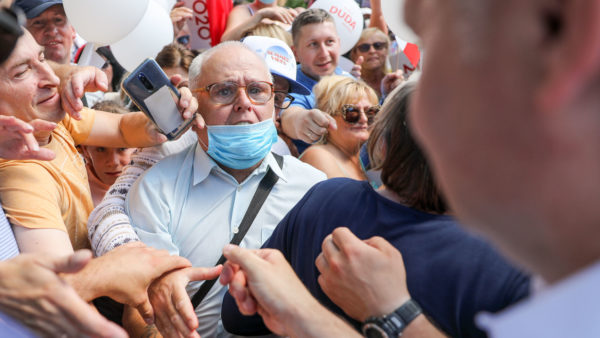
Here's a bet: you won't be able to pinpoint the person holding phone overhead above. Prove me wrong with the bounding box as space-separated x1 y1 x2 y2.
121 41 325 337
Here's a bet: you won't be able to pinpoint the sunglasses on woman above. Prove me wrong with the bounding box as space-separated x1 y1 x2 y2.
341 104 381 124
356 42 388 53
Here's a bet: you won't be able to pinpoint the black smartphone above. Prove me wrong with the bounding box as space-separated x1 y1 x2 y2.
122 58 193 140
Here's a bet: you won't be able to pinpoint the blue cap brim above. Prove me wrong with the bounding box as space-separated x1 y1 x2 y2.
271 70 311 95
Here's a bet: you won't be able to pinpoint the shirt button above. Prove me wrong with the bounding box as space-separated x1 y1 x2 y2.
237 186 242 192
233 227 239 234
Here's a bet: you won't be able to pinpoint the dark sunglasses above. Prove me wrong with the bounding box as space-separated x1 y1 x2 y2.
341 104 381 124
356 42 387 53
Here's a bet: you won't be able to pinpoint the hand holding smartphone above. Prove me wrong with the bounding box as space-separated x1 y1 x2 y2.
122 58 193 140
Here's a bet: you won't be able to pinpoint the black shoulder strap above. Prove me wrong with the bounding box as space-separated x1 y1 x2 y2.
191 153 284 309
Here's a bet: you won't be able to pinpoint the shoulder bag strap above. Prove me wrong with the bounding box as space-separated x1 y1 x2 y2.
191 153 284 308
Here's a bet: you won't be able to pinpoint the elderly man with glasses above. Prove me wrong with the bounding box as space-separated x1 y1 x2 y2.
122 41 325 337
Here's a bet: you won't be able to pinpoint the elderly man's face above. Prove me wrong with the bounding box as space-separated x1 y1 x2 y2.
26 5 75 64
195 46 275 146
0 31 62 125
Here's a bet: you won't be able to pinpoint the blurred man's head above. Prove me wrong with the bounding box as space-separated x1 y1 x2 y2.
407 0 600 281
16 0 75 64
291 8 340 80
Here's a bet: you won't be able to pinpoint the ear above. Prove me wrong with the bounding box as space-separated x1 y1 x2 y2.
291 44 298 60
536 0 600 112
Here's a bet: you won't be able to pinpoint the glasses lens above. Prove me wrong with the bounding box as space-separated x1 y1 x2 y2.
372 42 387 50
342 105 361 123
209 82 237 104
247 82 273 103
274 91 292 109
357 43 371 53
366 105 381 124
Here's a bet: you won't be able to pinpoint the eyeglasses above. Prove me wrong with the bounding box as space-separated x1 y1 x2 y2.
274 91 294 109
356 42 388 53
193 81 274 105
341 104 381 124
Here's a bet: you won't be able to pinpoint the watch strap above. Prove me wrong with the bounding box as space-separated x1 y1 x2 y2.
362 299 423 338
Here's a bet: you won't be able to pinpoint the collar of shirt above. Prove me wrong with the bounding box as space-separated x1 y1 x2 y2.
192 144 287 186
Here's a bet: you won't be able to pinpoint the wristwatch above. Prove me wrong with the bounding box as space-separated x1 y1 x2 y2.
361 299 423 338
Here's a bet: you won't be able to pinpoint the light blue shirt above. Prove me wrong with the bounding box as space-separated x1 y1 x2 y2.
126 143 325 336
0 205 19 261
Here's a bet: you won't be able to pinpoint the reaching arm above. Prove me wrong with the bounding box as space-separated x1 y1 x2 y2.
220 245 362 337
0 250 126 338
221 5 297 42
368 0 389 35
280 106 337 143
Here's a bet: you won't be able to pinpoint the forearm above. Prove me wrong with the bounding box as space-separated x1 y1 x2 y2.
368 0 389 35
286 301 361 338
220 14 262 42
119 112 156 148
62 260 103 302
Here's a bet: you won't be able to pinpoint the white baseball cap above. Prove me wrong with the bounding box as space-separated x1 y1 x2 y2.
242 36 311 95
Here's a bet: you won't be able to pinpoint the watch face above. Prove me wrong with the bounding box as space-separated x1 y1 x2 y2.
363 324 388 338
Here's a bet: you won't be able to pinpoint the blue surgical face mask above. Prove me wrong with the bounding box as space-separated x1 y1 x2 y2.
204 119 278 170
258 0 276 4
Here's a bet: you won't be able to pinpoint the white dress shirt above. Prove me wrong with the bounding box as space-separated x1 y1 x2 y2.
477 260 600 337
126 143 325 337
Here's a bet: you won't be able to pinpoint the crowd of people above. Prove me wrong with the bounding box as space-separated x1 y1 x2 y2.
0 0 598 337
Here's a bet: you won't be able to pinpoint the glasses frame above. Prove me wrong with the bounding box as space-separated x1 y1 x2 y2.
356 42 388 53
274 91 295 110
193 81 274 105
341 104 381 124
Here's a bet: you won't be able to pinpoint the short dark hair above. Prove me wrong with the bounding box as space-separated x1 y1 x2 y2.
368 82 447 213
291 8 334 46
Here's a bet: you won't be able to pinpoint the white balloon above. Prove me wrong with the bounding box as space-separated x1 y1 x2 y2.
153 0 177 12
63 0 149 46
310 0 363 55
380 0 419 43
111 1 174 72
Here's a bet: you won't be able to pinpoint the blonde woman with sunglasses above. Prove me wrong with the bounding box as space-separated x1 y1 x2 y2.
300 75 379 180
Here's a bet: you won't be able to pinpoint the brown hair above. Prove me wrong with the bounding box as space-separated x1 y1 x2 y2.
155 43 196 72
291 8 335 46
368 82 447 213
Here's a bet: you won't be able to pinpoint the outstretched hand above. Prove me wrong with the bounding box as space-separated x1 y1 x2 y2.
0 116 56 161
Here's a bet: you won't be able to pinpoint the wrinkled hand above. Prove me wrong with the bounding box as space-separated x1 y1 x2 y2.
381 70 405 98
57 65 109 120
220 245 321 336
315 227 410 322
170 2 193 37
92 242 192 323
257 6 298 25
0 250 126 337
147 266 222 338
0 116 55 161
351 56 363 78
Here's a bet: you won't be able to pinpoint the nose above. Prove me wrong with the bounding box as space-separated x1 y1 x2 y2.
317 42 329 57
43 23 59 36
106 150 121 167
358 109 369 124
232 86 253 113
37 60 60 89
